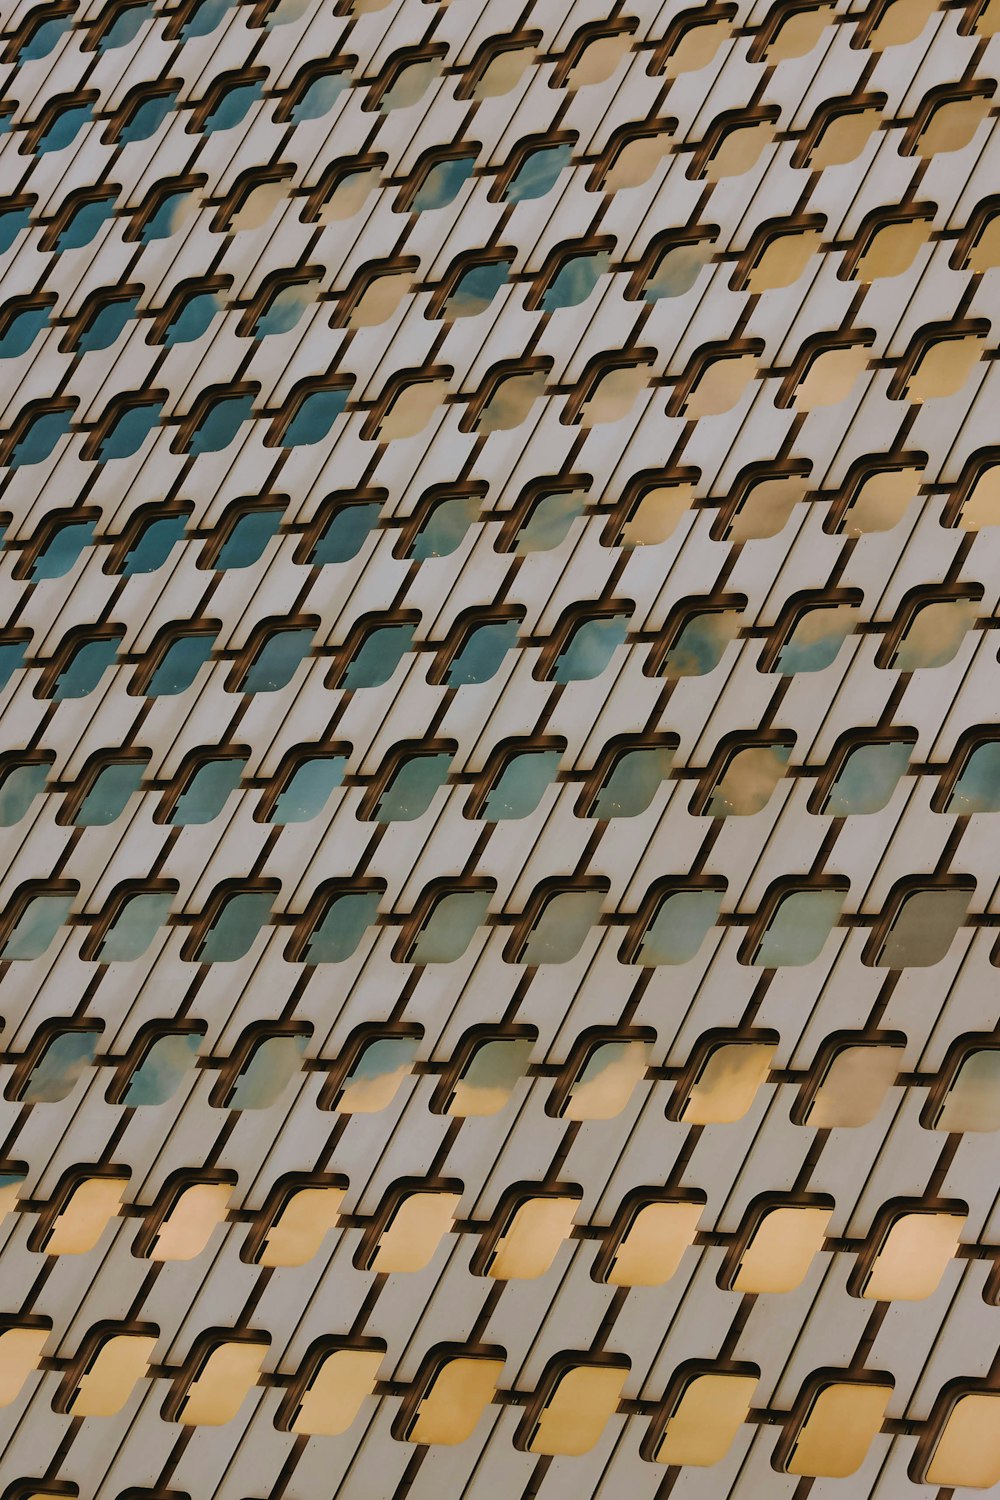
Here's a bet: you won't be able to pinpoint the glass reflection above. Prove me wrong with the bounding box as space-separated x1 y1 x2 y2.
877 887 970 968
410 889 491 964
732 1205 831 1292
777 605 857 675
654 1372 757 1467
375 753 450 822
4 894 75 962
521 888 604 964
336 1035 418 1113
862 1211 964 1300
637 888 722 966
97 890 173 961
681 1041 775 1124
753 888 845 967
78 761 146 832
271 754 345 823
706 744 790 817
122 1031 201 1106
259 1186 343 1266
514 490 586 552
529 1363 626 1456
660 610 740 676
936 1048 1000 1132
306 890 380 963
805 1044 901 1128
562 1040 649 1120
448 1037 533 1116
488 1196 577 1279
46 1175 127 1254
593 746 673 818
824 740 911 815
152 1181 232 1261
293 1347 383 1435
607 1198 703 1287
0 762 48 826
553 614 628 682
22 1029 97 1100
369 1191 459 1272
229 1034 305 1108
483 749 559 820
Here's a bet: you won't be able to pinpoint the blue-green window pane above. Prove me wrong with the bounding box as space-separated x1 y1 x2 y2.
825 741 912 816
0 762 48 825
254 283 314 337
119 91 176 143
776 605 857 675
553 614 628 682
229 1034 305 1108
3 893 75 962
204 80 262 133
163 290 220 345
637 888 722 966
172 757 245 824
242 628 313 693
444 260 508 317
515 490 586 553
483 750 559 820
76 296 139 353
449 1037 533 1116
0 640 25 689
122 1032 201 1106
11 407 73 466
54 637 119 698
100 4 153 49
0 206 33 255
292 71 349 122
878 888 971 969
39 104 91 154
306 890 380 962
661 611 740 677
145 634 214 696
22 1029 97 1099
282 388 348 447
410 889 491 964
98 891 173 961
271 755 346 823
949 741 1000 813
447 619 519 686
181 0 228 36
507 144 572 203
337 1036 417 1112
341 624 414 690
412 154 476 212
198 890 273 962
412 496 479 560
375 753 451 822
123 513 187 574
98 401 163 461
19 14 69 60
76 760 145 825
140 191 194 243
541 252 609 311
643 243 711 301
0 305 50 358
58 196 115 251
215 508 282 569
187 393 254 455
593 747 674 818
753 888 846 968
521 889 604 964
31 520 95 580
311 503 380 564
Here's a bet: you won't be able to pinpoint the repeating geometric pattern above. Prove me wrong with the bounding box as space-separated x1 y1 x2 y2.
1 0 1000 1495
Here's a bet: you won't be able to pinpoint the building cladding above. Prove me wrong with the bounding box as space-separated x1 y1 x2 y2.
1 0 1000 1494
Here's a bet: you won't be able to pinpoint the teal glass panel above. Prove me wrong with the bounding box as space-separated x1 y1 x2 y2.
20 14 69 59
122 1032 201 1106
520 888 604 964
753 888 846 967
271 755 346 823
593 746 674 818
0 640 25 689
22 1029 97 1099
98 891 173 961
31 519 95 579
140 190 194 243
39 103 90 154
411 154 476 212
98 400 163 461
306 890 380 962
11 407 73 466
172 757 245 824
145 633 214 695
506 143 572 202
215 507 282 569
444 260 508 317
311 502 380 564
341 623 414 690
0 205 33 254
229 1034 305 1108
878 888 971 968
3 893 75 961
198 890 273 962
100 4 152 48
182 0 228 36
291 70 349 123
204 80 262 132
187 393 253 454
375 753 451 822
76 296 139 353
254 284 313 337
337 1036 417 1111
119 91 176 143
0 762 48 825
450 1037 533 1115
825 740 912 816
242 628 313 693
776 605 857 675
283 387 348 446
661 611 740 677
637 888 722 965
54 637 118 698
949 741 1000 813
410 889 491 964
553 614 628 682
515 490 586 553
58 196 114 250
446 619 518 686
937 1049 1000 1132
163 290 219 345
540 252 609 311
0 305 50 358
412 495 479 560
76 760 145 825
483 749 559 820
122 513 187 574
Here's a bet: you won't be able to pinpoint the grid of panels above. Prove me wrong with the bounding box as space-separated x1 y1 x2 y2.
1 0 1000 1495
